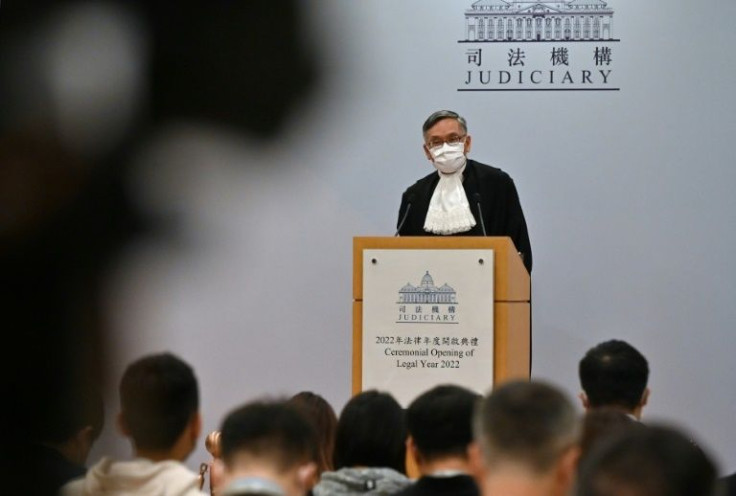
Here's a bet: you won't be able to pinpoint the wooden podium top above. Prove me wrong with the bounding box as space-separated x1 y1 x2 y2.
353 236 530 302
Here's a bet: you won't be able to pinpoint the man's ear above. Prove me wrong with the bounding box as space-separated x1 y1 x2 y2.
406 435 422 470
117 412 130 437
464 134 472 154
68 425 96 465
578 392 590 410
297 462 318 490
639 388 650 408
78 425 95 448
467 441 485 483
406 436 418 458
190 412 202 442
555 445 581 491
423 144 433 161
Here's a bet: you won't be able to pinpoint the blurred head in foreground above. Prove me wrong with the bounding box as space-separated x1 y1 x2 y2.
406 384 481 474
575 424 717 496
288 391 338 477
334 390 407 473
473 380 581 496
219 399 318 496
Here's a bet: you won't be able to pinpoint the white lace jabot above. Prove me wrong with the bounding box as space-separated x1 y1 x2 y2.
423 163 476 235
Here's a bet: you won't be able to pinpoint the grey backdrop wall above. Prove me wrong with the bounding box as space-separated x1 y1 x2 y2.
92 0 736 478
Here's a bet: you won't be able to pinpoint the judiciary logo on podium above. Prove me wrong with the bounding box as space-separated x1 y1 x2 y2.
396 271 459 325
361 248 495 406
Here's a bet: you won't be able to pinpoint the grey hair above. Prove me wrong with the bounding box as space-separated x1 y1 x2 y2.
422 110 468 138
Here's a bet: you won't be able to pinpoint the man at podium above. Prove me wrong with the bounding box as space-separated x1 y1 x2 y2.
396 110 532 273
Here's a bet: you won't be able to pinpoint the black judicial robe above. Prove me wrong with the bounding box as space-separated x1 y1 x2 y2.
396 159 532 274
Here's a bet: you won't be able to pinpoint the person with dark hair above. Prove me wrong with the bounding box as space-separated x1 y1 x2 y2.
313 390 410 496
394 385 481 496
575 424 718 496
473 380 580 496
396 109 532 273
205 392 337 495
0 2 320 493
215 399 319 496
578 408 643 467
578 339 650 419
288 392 338 480
62 352 204 496
25 375 104 496
719 472 736 496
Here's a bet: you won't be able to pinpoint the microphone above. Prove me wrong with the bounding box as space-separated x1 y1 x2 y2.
473 193 487 236
395 195 414 236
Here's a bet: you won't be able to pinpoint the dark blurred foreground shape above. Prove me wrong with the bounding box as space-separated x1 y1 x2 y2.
575 424 718 496
0 1 319 494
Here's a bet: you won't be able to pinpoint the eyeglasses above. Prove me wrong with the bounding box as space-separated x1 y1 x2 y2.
426 135 467 149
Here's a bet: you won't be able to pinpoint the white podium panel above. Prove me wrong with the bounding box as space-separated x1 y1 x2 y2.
362 249 494 407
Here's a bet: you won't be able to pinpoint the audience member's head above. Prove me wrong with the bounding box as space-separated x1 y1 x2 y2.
719 472 736 496
118 352 201 461
33 377 105 467
575 424 717 496
26 375 104 496
579 340 649 418
219 399 318 496
406 384 480 473
474 380 580 496
579 408 643 466
288 391 338 475
333 390 407 474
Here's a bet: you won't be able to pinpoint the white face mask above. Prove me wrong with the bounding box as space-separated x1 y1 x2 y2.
429 142 466 174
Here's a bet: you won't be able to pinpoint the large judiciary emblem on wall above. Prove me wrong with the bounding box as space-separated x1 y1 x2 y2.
458 0 619 91
396 271 459 325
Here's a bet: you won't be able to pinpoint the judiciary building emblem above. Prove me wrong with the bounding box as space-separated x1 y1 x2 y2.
396 271 459 325
458 0 619 92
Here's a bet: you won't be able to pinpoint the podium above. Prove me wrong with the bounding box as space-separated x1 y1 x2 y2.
352 236 530 402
